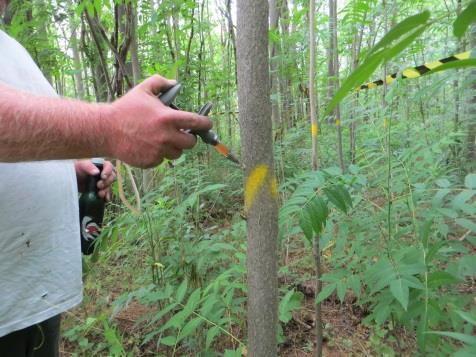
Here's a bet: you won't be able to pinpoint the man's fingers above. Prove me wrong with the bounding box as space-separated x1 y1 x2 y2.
81 161 100 176
98 189 112 202
171 111 213 131
101 161 114 180
139 75 177 96
97 175 115 190
164 147 183 160
174 131 197 150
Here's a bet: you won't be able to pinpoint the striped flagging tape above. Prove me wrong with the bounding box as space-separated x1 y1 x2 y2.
358 51 471 90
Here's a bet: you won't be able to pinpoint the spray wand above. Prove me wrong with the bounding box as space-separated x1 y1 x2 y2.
158 83 240 165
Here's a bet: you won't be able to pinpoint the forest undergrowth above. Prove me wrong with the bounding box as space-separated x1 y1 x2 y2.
3 0 474 355
62 109 475 356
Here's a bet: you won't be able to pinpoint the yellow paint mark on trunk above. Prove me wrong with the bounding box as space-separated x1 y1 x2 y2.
245 165 269 211
311 123 318 137
244 164 278 211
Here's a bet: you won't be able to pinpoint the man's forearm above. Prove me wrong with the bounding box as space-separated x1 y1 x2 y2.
0 83 112 161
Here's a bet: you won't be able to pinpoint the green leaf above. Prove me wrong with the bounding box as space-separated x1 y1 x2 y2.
205 326 221 350
456 218 476 233
427 271 461 288
177 317 202 342
103 321 125 356
436 178 451 188
390 279 409 310
453 1 476 38
324 186 350 213
149 302 179 326
176 279 188 303
325 12 430 115
299 210 314 242
465 173 476 189
325 53 382 116
418 220 432 247
336 281 346 302
183 288 202 314
279 290 304 323
86 1 95 16
369 11 430 56
425 331 476 346
380 24 429 62
456 310 476 326
454 345 476 357
452 190 475 209
159 335 177 346
224 349 242 357
348 275 361 298
306 197 329 235
316 283 336 304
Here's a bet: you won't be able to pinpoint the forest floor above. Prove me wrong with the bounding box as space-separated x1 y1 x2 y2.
60 239 417 356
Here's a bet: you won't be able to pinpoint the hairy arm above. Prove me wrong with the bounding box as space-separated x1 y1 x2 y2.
0 75 212 167
0 82 111 161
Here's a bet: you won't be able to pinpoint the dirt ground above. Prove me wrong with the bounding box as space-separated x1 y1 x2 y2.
61 276 416 356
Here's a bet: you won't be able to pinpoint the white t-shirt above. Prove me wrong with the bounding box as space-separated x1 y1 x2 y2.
0 30 82 337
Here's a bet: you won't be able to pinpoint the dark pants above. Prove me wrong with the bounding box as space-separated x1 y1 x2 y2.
0 315 61 357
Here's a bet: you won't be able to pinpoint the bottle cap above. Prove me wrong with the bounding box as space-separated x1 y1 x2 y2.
91 158 104 165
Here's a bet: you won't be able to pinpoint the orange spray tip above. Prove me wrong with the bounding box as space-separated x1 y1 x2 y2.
213 143 240 165
214 143 229 156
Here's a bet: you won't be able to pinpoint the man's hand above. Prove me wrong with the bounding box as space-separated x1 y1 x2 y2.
75 160 116 201
103 75 213 168
0 74 212 166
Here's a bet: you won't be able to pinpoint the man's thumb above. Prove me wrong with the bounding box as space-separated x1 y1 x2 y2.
139 75 176 95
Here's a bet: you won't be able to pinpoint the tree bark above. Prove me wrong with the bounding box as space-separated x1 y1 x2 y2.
269 0 281 125
130 3 142 85
465 23 476 172
349 8 365 164
279 0 293 129
67 0 84 99
309 4 322 355
328 0 345 171
309 0 319 171
237 0 278 355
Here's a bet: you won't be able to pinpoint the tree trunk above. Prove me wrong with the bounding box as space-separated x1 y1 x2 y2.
130 4 142 85
309 0 319 171
309 4 322 355
67 0 84 99
328 0 345 171
349 7 365 164
269 0 281 125
237 0 278 355
465 23 476 172
279 0 292 129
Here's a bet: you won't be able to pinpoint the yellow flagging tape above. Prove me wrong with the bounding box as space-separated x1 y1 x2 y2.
244 164 278 212
358 51 472 90
402 67 421 79
311 122 319 137
335 119 341 126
